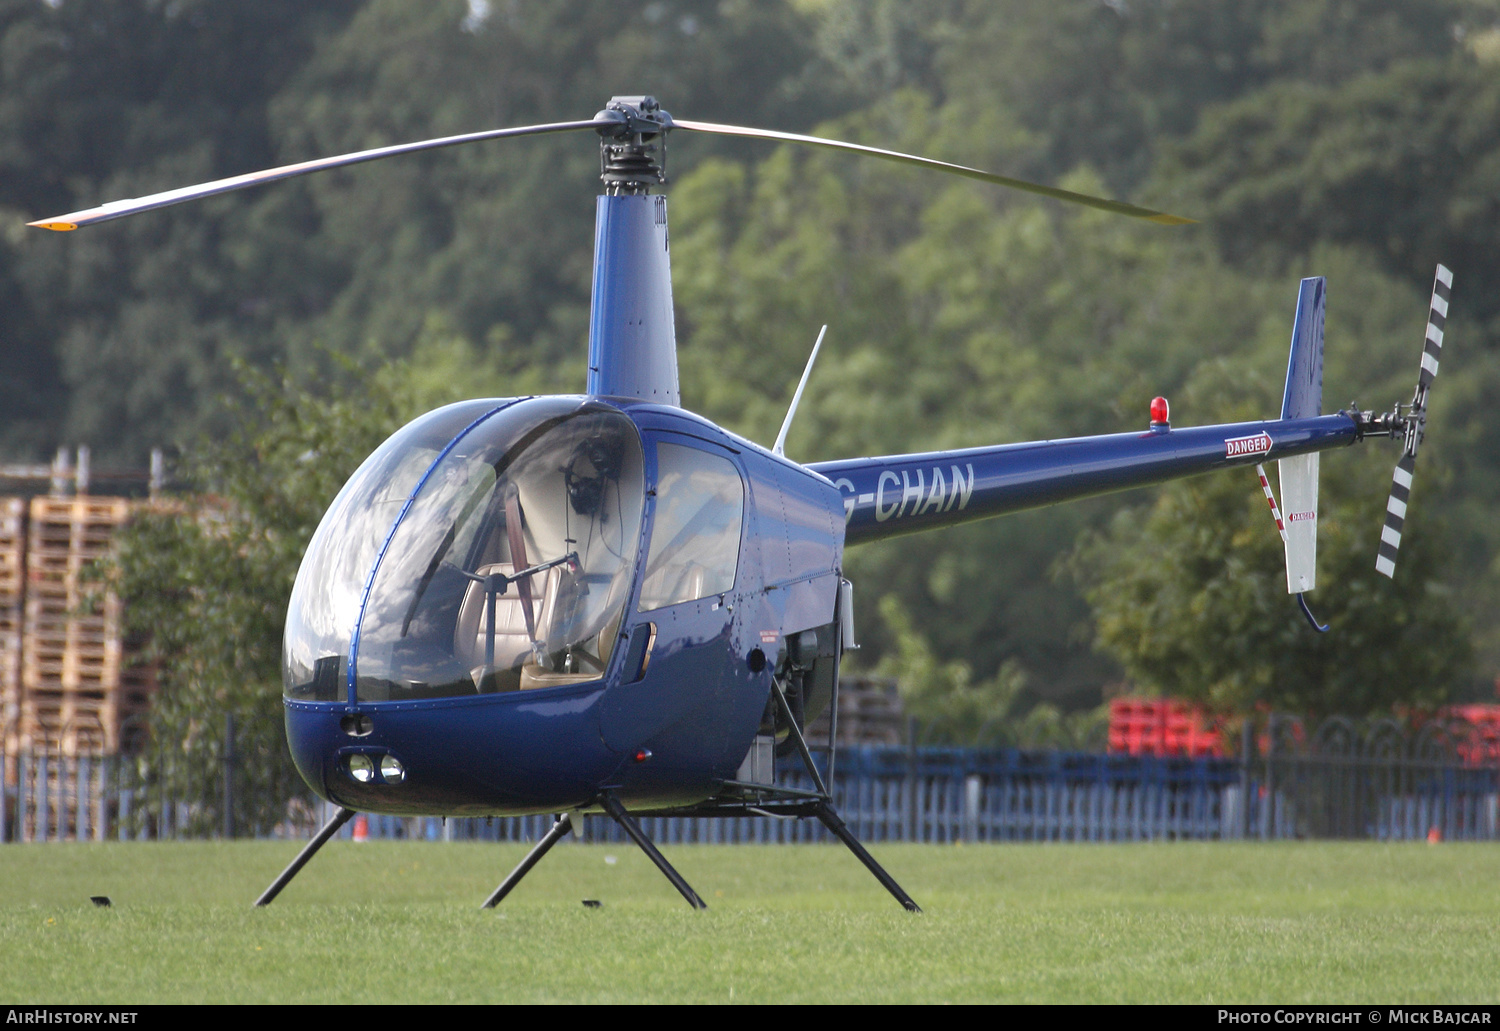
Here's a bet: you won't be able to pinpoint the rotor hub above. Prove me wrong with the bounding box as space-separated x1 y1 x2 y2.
595 95 672 195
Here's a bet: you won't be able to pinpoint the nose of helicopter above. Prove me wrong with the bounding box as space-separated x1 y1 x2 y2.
285 684 622 816
279 396 654 815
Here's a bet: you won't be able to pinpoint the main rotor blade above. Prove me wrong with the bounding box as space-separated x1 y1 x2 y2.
672 119 1196 225
28 118 614 231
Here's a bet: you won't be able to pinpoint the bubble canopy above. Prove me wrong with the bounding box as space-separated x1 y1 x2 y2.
283 397 645 703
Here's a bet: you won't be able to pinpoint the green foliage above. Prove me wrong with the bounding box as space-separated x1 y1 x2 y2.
670 119 1432 713
13 0 1500 743
100 358 419 832
1069 369 1473 716
0 0 363 459
0 0 855 462
875 594 1024 734
1160 57 1500 316
875 595 1108 748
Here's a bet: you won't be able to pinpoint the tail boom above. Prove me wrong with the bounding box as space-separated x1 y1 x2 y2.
812 413 1358 546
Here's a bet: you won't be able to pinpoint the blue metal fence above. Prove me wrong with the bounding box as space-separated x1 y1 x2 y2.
8 738 1493 844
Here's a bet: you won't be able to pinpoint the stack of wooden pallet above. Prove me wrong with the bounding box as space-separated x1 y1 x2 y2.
17 496 135 755
807 676 906 746
0 498 23 759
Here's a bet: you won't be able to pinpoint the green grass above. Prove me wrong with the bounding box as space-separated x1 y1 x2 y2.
1 839 1497 1003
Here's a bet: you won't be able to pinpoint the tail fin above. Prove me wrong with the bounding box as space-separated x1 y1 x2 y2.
1278 277 1325 593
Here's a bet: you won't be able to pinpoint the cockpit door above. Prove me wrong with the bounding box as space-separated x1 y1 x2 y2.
599 433 749 767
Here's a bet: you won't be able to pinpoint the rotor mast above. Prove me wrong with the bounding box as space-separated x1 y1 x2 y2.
585 96 680 407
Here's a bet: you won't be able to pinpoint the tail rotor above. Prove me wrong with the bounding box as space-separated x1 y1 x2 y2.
1367 264 1451 579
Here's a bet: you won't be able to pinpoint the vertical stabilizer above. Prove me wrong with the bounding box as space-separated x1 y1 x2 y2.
1278 277 1325 592
1281 277 1325 420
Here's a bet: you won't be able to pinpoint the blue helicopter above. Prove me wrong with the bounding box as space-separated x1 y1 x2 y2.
30 96 1449 912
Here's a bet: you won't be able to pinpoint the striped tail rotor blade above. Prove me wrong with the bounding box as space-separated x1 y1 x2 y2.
1379 265 1451 579
1376 453 1415 579
1419 265 1452 391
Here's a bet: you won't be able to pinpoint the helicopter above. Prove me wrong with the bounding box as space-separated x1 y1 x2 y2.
29 95 1450 913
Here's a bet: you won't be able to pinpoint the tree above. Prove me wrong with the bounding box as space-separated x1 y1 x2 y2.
27 0 1500 744
1 0 861 463
1158 57 1500 322
1069 379 1473 718
667 107 1338 711
100 357 419 832
0 0 363 460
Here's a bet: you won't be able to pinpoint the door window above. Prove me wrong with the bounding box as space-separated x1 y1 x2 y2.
638 442 744 611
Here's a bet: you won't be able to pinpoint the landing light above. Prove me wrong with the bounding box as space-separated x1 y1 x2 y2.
348 754 375 783
380 755 406 784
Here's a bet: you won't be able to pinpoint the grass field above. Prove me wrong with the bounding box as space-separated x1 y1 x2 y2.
1 839 1497 1004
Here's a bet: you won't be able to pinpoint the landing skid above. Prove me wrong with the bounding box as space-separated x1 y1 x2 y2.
479 679 922 912
481 787 920 913
480 811 575 908
254 794 919 914
254 806 355 906
600 794 707 909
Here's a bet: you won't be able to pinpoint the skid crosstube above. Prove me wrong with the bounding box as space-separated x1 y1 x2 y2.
481 812 575 908
480 794 706 910
639 788 923 913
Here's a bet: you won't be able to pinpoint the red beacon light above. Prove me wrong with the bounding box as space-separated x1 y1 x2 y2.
1150 396 1170 431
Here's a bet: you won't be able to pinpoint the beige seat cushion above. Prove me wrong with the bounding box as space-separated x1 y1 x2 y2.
454 563 559 674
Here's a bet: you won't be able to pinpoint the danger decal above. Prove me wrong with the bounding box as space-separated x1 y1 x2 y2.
1225 432 1273 459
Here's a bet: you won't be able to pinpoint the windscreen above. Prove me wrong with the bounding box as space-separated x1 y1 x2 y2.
283 399 645 701
283 399 507 701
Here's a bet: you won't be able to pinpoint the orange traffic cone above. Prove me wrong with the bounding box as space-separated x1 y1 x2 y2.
1427 825 1442 844
353 814 369 842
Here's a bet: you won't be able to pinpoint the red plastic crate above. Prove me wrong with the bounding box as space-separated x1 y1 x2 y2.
1109 697 1225 757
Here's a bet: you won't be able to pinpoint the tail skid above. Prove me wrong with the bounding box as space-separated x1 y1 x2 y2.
1256 461 1328 631
817 268 1452 610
